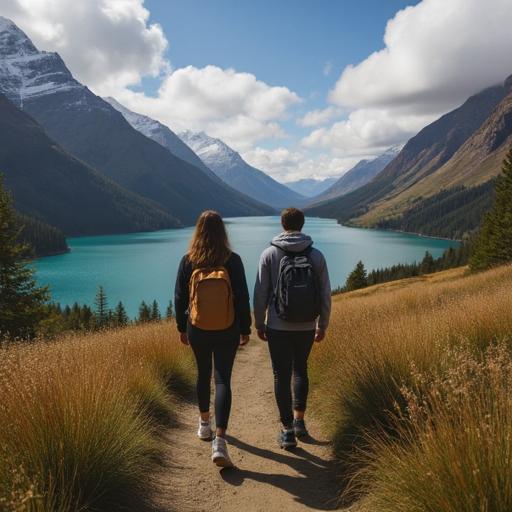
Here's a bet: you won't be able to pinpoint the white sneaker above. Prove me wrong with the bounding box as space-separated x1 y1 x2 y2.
211 437 234 468
197 418 213 440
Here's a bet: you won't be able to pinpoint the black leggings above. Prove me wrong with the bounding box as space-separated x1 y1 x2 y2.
266 328 315 427
188 327 239 430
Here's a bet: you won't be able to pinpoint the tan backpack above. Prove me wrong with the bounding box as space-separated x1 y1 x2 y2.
189 267 235 330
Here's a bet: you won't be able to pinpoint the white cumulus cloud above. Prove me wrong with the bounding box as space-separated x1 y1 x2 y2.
242 146 361 182
301 108 436 156
330 0 512 113
304 0 512 162
1 0 301 151
297 106 342 127
0 0 168 94
116 65 300 150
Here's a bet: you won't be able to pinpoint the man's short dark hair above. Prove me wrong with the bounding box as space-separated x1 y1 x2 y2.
281 208 305 231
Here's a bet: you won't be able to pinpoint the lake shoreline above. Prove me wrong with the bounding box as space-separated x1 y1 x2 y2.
38 215 460 262
340 220 461 243
35 216 457 316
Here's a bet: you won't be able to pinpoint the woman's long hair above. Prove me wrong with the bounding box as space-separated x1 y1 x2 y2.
188 211 231 268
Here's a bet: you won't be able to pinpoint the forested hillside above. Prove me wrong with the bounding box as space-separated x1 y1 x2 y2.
18 214 69 256
0 17 272 230
376 181 495 240
306 76 512 239
0 94 178 236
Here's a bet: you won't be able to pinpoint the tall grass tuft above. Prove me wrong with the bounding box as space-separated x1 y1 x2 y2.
310 265 512 507
0 322 193 511
362 344 512 512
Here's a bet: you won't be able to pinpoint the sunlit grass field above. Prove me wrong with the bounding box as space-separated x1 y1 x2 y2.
0 323 193 511
311 264 512 510
2 265 512 511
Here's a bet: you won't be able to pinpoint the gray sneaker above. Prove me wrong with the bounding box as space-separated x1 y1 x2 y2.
197 418 213 441
211 437 234 468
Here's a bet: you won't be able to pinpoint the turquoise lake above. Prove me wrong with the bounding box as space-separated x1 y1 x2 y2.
35 216 458 317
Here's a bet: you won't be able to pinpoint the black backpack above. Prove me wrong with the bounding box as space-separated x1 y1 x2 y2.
272 244 320 322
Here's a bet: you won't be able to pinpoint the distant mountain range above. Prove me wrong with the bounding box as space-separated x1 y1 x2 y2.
0 16 272 241
307 75 512 239
310 145 403 204
285 178 338 197
179 131 306 208
1 15 510 248
105 97 299 210
103 97 218 181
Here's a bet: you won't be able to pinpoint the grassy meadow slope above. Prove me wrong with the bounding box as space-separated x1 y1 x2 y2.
311 264 512 510
0 323 193 511
306 78 512 240
305 81 508 226
357 90 512 227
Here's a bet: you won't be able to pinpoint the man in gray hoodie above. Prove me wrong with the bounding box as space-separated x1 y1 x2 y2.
254 208 331 448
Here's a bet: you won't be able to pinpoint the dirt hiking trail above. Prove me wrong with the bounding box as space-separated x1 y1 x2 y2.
151 337 354 512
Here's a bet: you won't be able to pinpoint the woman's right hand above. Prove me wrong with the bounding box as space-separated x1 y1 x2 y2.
179 332 189 345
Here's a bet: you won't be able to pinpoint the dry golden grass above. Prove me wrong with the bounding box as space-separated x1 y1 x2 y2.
311 264 512 509
0 322 193 511
361 344 512 512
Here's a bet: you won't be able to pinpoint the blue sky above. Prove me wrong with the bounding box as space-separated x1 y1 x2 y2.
144 0 419 150
145 0 418 98
4 0 511 182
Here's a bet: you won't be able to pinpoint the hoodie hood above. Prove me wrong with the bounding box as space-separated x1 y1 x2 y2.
271 231 313 253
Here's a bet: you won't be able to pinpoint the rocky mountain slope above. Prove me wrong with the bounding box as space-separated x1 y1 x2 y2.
180 130 306 208
104 96 214 178
0 17 272 227
310 145 402 204
0 93 177 236
307 75 512 238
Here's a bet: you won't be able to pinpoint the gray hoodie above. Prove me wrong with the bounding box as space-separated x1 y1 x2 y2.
253 231 331 332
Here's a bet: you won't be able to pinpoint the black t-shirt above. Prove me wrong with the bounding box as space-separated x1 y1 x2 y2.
174 252 252 335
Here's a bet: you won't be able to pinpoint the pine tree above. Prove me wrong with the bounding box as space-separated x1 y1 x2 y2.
138 301 151 323
114 301 129 327
166 299 174 319
0 175 49 339
420 251 435 274
470 148 512 271
94 286 109 328
63 304 72 320
345 260 368 291
81 305 94 331
68 303 82 330
150 300 161 322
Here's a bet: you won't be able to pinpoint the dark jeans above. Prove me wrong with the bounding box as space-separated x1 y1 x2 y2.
266 328 315 427
188 324 239 429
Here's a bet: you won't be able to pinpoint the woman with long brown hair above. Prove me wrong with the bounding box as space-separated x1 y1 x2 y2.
174 211 251 468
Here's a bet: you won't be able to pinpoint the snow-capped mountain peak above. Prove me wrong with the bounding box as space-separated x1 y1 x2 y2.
104 96 161 135
0 17 82 107
383 143 405 157
104 98 219 178
0 16 38 58
178 129 305 208
178 130 243 169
